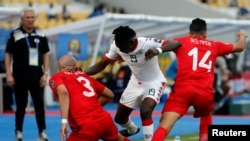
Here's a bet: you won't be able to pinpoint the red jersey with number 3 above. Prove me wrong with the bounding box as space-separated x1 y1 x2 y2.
49 71 107 132
173 36 233 91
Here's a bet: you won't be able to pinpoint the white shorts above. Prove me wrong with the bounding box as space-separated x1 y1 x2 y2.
119 78 166 109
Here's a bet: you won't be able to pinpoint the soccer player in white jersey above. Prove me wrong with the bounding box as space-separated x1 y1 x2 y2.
84 26 181 141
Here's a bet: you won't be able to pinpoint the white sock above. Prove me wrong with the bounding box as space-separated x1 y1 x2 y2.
121 117 138 134
142 123 153 141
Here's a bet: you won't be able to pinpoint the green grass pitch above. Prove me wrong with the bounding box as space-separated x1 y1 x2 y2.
133 133 199 141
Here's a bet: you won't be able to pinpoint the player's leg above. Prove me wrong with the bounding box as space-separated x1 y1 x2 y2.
193 89 214 141
153 86 191 141
140 80 165 141
114 104 140 136
199 115 212 141
101 112 131 141
115 79 141 137
152 111 181 141
140 98 157 141
195 105 213 141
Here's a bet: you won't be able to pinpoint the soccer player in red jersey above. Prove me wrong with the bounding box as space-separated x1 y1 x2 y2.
151 18 248 141
49 55 130 141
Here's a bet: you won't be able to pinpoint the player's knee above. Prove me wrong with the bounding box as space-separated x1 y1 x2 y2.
140 98 156 118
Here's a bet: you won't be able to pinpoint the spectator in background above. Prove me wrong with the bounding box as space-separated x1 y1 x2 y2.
47 3 57 20
238 7 250 19
213 56 231 115
111 7 118 14
213 56 231 102
5 7 50 141
62 3 71 20
224 53 245 95
118 8 126 14
201 0 208 4
88 3 106 18
107 7 126 14
28 1 33 7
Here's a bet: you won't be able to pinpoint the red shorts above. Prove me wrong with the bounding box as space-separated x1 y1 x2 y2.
163 85 214 117
67 113 119 141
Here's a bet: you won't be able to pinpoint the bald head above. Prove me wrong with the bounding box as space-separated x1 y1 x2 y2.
58 55 77 72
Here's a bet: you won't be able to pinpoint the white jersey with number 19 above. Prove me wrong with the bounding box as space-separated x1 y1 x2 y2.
104 37 167 83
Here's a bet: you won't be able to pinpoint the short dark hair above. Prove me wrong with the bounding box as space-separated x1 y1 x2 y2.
189 18 207 34
112 26 136 44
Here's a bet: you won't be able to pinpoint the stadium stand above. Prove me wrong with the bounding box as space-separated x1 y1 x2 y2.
237 0 250 8
194 0 250 8
0 0 92 30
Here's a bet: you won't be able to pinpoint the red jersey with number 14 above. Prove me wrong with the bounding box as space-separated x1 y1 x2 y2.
173 36 233 90
49 71 108 132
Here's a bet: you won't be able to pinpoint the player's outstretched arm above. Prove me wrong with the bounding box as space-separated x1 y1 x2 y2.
145 40 181 61
232 29 248 53
161 40 182 52
84 59 110 76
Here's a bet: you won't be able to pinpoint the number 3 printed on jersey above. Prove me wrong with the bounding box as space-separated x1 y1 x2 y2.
77 76 95 97
188 47 212 72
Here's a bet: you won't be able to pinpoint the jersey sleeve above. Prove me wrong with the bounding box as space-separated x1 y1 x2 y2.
5 32 15 53
104 41 119 62
49 74 64 99
144 37 168 49
214 41 233 56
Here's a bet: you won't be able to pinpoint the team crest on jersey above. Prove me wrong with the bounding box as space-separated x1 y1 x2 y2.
153 38 162 43
49 80 55 88
136 49 144 55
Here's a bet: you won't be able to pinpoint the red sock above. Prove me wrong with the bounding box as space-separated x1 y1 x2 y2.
152 127 167 141
142 118 153 126
199 115 212 141
123 136 130 141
